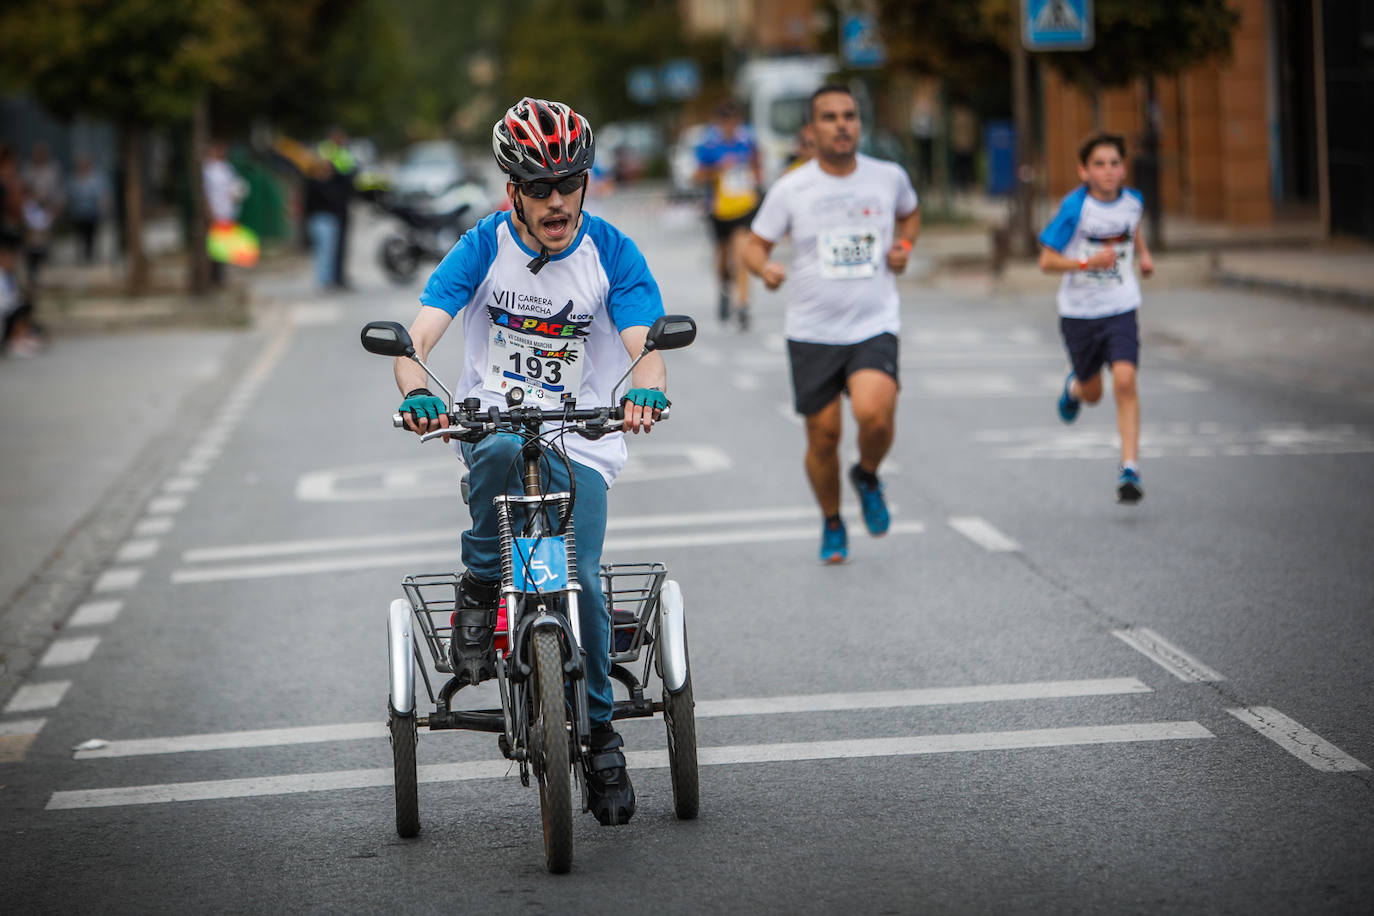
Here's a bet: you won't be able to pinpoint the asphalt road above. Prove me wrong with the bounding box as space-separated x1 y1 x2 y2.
2 191 1372 914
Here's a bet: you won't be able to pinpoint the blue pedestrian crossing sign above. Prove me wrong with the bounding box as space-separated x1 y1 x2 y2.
1023 0 1094 51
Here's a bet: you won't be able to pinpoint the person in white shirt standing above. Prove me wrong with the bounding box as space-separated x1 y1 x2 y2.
202 140 247 286
744 84 920 564
1038 133 1154 504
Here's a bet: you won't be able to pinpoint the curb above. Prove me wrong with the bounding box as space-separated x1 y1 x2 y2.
1210 271 1374 309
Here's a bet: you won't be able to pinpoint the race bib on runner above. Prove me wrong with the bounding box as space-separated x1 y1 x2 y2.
484 325 584 403
1073 237 1133 288
818 227 880 279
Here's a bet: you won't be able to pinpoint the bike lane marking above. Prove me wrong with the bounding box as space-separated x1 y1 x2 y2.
1226 707 1369 773
48 721 1212 810
69 677 1153 759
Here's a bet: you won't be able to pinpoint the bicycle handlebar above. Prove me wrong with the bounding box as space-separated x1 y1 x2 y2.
393 402 669 443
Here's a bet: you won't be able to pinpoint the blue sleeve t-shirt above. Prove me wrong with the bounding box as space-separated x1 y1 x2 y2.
1039 185 1145 319
418 210 665 486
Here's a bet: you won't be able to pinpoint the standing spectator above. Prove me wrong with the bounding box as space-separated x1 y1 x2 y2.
66 154 109 264
0 145 22 239
317 128 356 290
202 140 248 286
951 103 979 192
21 141 62 289
1 230 43 357
302 157 342 291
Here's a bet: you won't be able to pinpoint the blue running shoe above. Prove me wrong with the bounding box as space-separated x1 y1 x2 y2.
819 518 848 564
1116 466 1144 504
1057 372 1080 424
848 464 891 536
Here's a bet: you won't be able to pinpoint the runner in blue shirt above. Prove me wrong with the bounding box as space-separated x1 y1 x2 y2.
392 98 671 826
1039 133 1155 503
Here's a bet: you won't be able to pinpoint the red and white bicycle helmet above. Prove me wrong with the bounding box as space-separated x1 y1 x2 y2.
492 97 595 182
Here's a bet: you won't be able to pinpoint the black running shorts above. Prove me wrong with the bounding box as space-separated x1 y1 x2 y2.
787 332 900 416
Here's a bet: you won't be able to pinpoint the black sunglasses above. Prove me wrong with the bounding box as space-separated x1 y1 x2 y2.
517 173 587 199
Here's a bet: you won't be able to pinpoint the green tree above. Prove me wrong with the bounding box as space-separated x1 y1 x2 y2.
0 0 253 293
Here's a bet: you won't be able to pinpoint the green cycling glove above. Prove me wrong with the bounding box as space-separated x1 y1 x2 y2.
622 387 670 411
400 388 447 422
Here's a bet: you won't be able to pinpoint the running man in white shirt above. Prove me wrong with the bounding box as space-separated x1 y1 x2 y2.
1038 132 1154 503
744 85 920 564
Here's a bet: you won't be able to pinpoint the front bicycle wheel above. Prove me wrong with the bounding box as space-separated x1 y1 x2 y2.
532 628 573 873
663 661 700 820
388 706 420 838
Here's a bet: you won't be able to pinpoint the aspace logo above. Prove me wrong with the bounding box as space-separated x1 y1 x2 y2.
487 296 591 338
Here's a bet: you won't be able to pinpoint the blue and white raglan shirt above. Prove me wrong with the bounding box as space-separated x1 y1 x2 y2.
1039 185 1145 319
418 210 665 486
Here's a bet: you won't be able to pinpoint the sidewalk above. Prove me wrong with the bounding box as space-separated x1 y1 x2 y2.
913 193 1374 307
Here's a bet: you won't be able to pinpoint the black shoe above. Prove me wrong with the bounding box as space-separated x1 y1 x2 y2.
586 726 636 826
449 573 500 686
736 307 750 331
717 291 730 323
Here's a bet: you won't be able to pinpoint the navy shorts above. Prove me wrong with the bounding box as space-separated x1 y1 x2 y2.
1059 309 1139 383
787 332 899 416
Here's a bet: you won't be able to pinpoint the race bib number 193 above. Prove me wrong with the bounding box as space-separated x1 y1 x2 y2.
485 326 584 403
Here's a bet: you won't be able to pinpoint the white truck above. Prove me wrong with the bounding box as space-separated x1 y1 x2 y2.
734 55 836 183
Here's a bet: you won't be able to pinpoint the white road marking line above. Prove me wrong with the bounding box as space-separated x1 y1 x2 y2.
4 681 72 713
170 521 927 584
94 567 142 592
49 721 1212 810
178 461 212 477
976 423 1374 460
116 539 159 563
39 636 101 667
68 600 123 627
947 516 1021 552
163 477 199 493
732 374 760 391
182 505 847 563
147 496 186 514
1226 707 1370 772
1111 627 1226 682
72 678 1151 759
775 402 802 425
0 718 47 736
133 517 174 537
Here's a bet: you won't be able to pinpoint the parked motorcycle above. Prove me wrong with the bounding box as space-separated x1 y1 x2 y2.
373 180 492 284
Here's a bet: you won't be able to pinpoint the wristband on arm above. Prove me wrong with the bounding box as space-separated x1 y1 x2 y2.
896 237 913 253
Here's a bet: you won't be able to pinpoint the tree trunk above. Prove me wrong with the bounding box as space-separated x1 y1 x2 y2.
122 125 149 295
188 98 211 294
1010 18 1037 257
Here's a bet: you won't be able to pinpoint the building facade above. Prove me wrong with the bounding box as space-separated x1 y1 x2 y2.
1041 0 1373 241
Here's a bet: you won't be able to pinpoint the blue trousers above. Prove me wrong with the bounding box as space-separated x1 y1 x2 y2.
459 434 612 726
307 212 339 288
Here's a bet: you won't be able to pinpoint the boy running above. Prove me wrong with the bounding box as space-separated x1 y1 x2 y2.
1038 133 1154 503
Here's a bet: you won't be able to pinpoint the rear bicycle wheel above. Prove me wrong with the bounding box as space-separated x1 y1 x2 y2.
532 628 573 873
388 706 420 838
663 652 699 820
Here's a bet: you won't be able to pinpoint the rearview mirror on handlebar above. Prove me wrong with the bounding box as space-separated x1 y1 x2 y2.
360 321 416 358
643 315 697 353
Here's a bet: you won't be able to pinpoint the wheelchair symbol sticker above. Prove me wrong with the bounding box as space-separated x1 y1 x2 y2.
512 536 570 592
